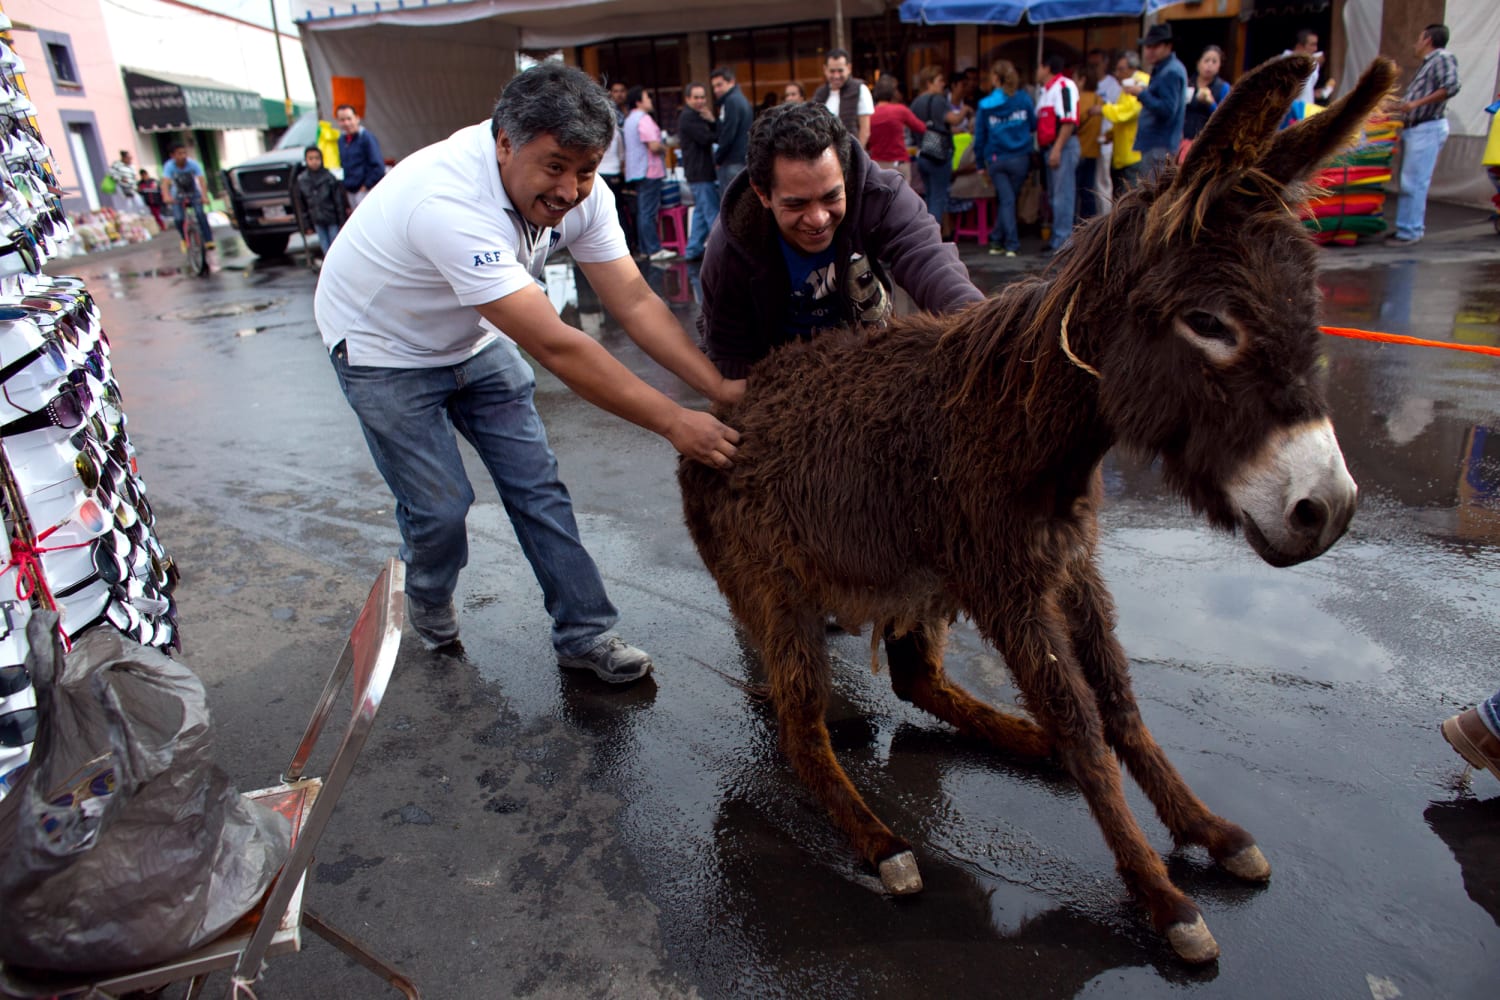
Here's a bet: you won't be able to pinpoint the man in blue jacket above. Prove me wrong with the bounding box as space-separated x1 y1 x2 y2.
1126 23 1186 179
336 104 386 208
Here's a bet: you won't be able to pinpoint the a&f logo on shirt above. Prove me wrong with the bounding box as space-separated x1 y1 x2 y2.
473 249 508 267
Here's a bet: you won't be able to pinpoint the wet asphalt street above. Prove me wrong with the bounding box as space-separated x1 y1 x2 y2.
50 219 1500 998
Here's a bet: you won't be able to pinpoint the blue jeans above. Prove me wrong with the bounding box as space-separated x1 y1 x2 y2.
634 176 662 254
985 153 1029 251
314 222 340 250
716 162 744 201
685 180 719 259
330 338 618 655
1396 118 1449 240
916 156 952 226
1045 136 1080 250
171 198 211 244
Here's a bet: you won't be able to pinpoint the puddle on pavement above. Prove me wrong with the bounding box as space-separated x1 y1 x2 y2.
158 298 288 322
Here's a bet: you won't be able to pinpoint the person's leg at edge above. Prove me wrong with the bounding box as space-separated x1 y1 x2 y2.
636 177 662 255
329 343 475 639
171 201 186 241
316 222 341 250
1049 137 1080 249
1001 154 1028 250
1394 119 1448 241
446 340 621 658
685 180 718 259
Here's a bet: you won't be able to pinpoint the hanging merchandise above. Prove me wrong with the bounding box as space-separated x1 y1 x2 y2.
0 28 179 803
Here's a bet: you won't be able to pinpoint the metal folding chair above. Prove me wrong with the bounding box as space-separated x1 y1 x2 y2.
0 558 418 999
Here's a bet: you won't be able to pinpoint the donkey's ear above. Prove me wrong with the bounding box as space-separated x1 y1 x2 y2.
1256 58 1399 188
1175 54 1314 187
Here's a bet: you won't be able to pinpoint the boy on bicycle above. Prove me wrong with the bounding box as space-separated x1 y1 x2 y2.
162 143 214 254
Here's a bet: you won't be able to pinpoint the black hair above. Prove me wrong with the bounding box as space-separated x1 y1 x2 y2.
304 145 322 157
747 102 849 197
825 48 851 64
625 85 648 109
710 66 736 83
1295 29 1317 48
490 63 616 153
1423 24 1449 49
1045 54 1067 75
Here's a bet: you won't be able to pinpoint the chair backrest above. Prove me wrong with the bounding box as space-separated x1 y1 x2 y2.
234 558 406 980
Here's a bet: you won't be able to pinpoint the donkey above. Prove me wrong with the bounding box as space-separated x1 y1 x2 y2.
678 55 1396 962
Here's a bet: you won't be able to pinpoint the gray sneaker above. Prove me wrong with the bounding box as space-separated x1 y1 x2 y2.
408 596 459 650
557 635 653 684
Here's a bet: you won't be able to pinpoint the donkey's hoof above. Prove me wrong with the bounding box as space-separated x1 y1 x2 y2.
878 851 923 895
1166 915 1220 964
1221 844 1271 882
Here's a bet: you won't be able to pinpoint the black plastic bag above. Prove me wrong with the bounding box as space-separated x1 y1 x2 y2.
0 614 290 973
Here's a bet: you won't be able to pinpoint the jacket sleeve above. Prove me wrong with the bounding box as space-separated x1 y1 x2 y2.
1137 68 1180 118
1102 96 1140 124
972 106 988 155
679 111 717 147
697 238 766 379
867 166 984 314
363 132 386 186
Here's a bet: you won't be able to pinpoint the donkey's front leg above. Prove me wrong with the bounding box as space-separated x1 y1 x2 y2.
978 591 1219 963
761 613 922 895
1062 562 1271 883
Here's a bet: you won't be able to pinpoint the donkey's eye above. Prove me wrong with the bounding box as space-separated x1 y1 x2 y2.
1183 310 1234 345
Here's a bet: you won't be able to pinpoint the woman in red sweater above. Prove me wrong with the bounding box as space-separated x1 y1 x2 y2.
866 75 925 183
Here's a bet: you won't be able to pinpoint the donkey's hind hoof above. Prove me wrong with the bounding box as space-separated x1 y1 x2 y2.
1221 844 1271 882
1166 915 1220 964
878 851 923 895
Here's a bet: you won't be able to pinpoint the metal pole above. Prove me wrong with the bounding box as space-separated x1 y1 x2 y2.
835 0 845 52
269 0 295 121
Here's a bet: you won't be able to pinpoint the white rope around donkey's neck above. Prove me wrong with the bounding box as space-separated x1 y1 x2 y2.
1058 288 1100 379
230 974 262 999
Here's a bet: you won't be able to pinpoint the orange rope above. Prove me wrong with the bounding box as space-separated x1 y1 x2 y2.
1320 325 1500 357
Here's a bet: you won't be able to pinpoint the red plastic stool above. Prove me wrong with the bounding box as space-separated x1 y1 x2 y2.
658 205 688 256
952 198 992 243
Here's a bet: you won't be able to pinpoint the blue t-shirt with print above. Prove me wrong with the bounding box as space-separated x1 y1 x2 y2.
778 236 838 341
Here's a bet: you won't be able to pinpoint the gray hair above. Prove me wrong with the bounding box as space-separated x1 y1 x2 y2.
490 64 615 152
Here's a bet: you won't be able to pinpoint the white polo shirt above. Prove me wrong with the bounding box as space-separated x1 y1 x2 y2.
315 122 629 368
823 83 875 120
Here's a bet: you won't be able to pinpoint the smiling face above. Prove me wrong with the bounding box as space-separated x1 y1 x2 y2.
755 147 845 255
686 85 707 112
496 130 602 229
824 56 850 90
335 107 360 135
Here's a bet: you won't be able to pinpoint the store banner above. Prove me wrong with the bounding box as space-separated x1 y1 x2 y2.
124 70 268 132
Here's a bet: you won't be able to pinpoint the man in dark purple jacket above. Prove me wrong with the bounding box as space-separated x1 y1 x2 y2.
698 102 982 379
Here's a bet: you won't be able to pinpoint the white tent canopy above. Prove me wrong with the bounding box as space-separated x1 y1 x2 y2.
293 0 884 157
1342 0 1500 208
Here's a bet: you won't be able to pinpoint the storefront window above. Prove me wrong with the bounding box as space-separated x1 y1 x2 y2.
710 21 830 110
579 34 690 127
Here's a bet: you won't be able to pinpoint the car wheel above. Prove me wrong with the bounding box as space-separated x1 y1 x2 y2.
243 233 291 257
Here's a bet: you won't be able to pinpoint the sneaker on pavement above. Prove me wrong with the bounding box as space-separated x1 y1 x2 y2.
1441 707 1500 784
408 596 459 650
987 242 1005 255
558 635 653 684
1384 233 1422 246
649 248 678 261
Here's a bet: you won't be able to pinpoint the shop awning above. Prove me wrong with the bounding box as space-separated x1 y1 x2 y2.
262 98 317 130
123 68 269 132
898 0 1187 25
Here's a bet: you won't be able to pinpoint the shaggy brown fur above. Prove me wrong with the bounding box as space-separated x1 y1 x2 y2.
679 55 1396 962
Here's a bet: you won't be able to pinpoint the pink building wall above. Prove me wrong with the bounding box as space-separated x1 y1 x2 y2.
4 0 139 210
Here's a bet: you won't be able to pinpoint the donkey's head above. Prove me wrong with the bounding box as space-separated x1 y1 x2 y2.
1068 55 1396 567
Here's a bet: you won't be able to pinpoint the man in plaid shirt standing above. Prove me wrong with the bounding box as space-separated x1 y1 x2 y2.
1388 23 1460 246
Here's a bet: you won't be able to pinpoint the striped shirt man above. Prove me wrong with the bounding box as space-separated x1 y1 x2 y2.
1402 44 1460 127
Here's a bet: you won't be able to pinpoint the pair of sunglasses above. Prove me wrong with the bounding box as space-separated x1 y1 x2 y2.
0 662 30 698
0 380 92 437
0 706 35 747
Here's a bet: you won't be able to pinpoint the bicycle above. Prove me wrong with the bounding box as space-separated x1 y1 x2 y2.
167 184 213 278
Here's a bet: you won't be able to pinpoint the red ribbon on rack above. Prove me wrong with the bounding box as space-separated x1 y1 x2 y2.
4 524 97 651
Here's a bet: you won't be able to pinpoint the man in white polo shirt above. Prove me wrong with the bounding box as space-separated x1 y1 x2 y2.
315 64 744 682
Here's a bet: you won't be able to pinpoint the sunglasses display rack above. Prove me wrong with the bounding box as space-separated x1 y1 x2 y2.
0 31 177 800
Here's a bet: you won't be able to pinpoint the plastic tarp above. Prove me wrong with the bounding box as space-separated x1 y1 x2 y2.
293 0 887 159
898 0 1186 26
1341 0 1500 208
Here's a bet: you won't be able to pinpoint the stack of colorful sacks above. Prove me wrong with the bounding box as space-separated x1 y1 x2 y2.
1301 114 1402 246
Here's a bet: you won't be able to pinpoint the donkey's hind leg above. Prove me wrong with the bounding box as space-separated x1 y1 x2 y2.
885 619 1054 758
755 604 922 894
1063 563 1270 882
